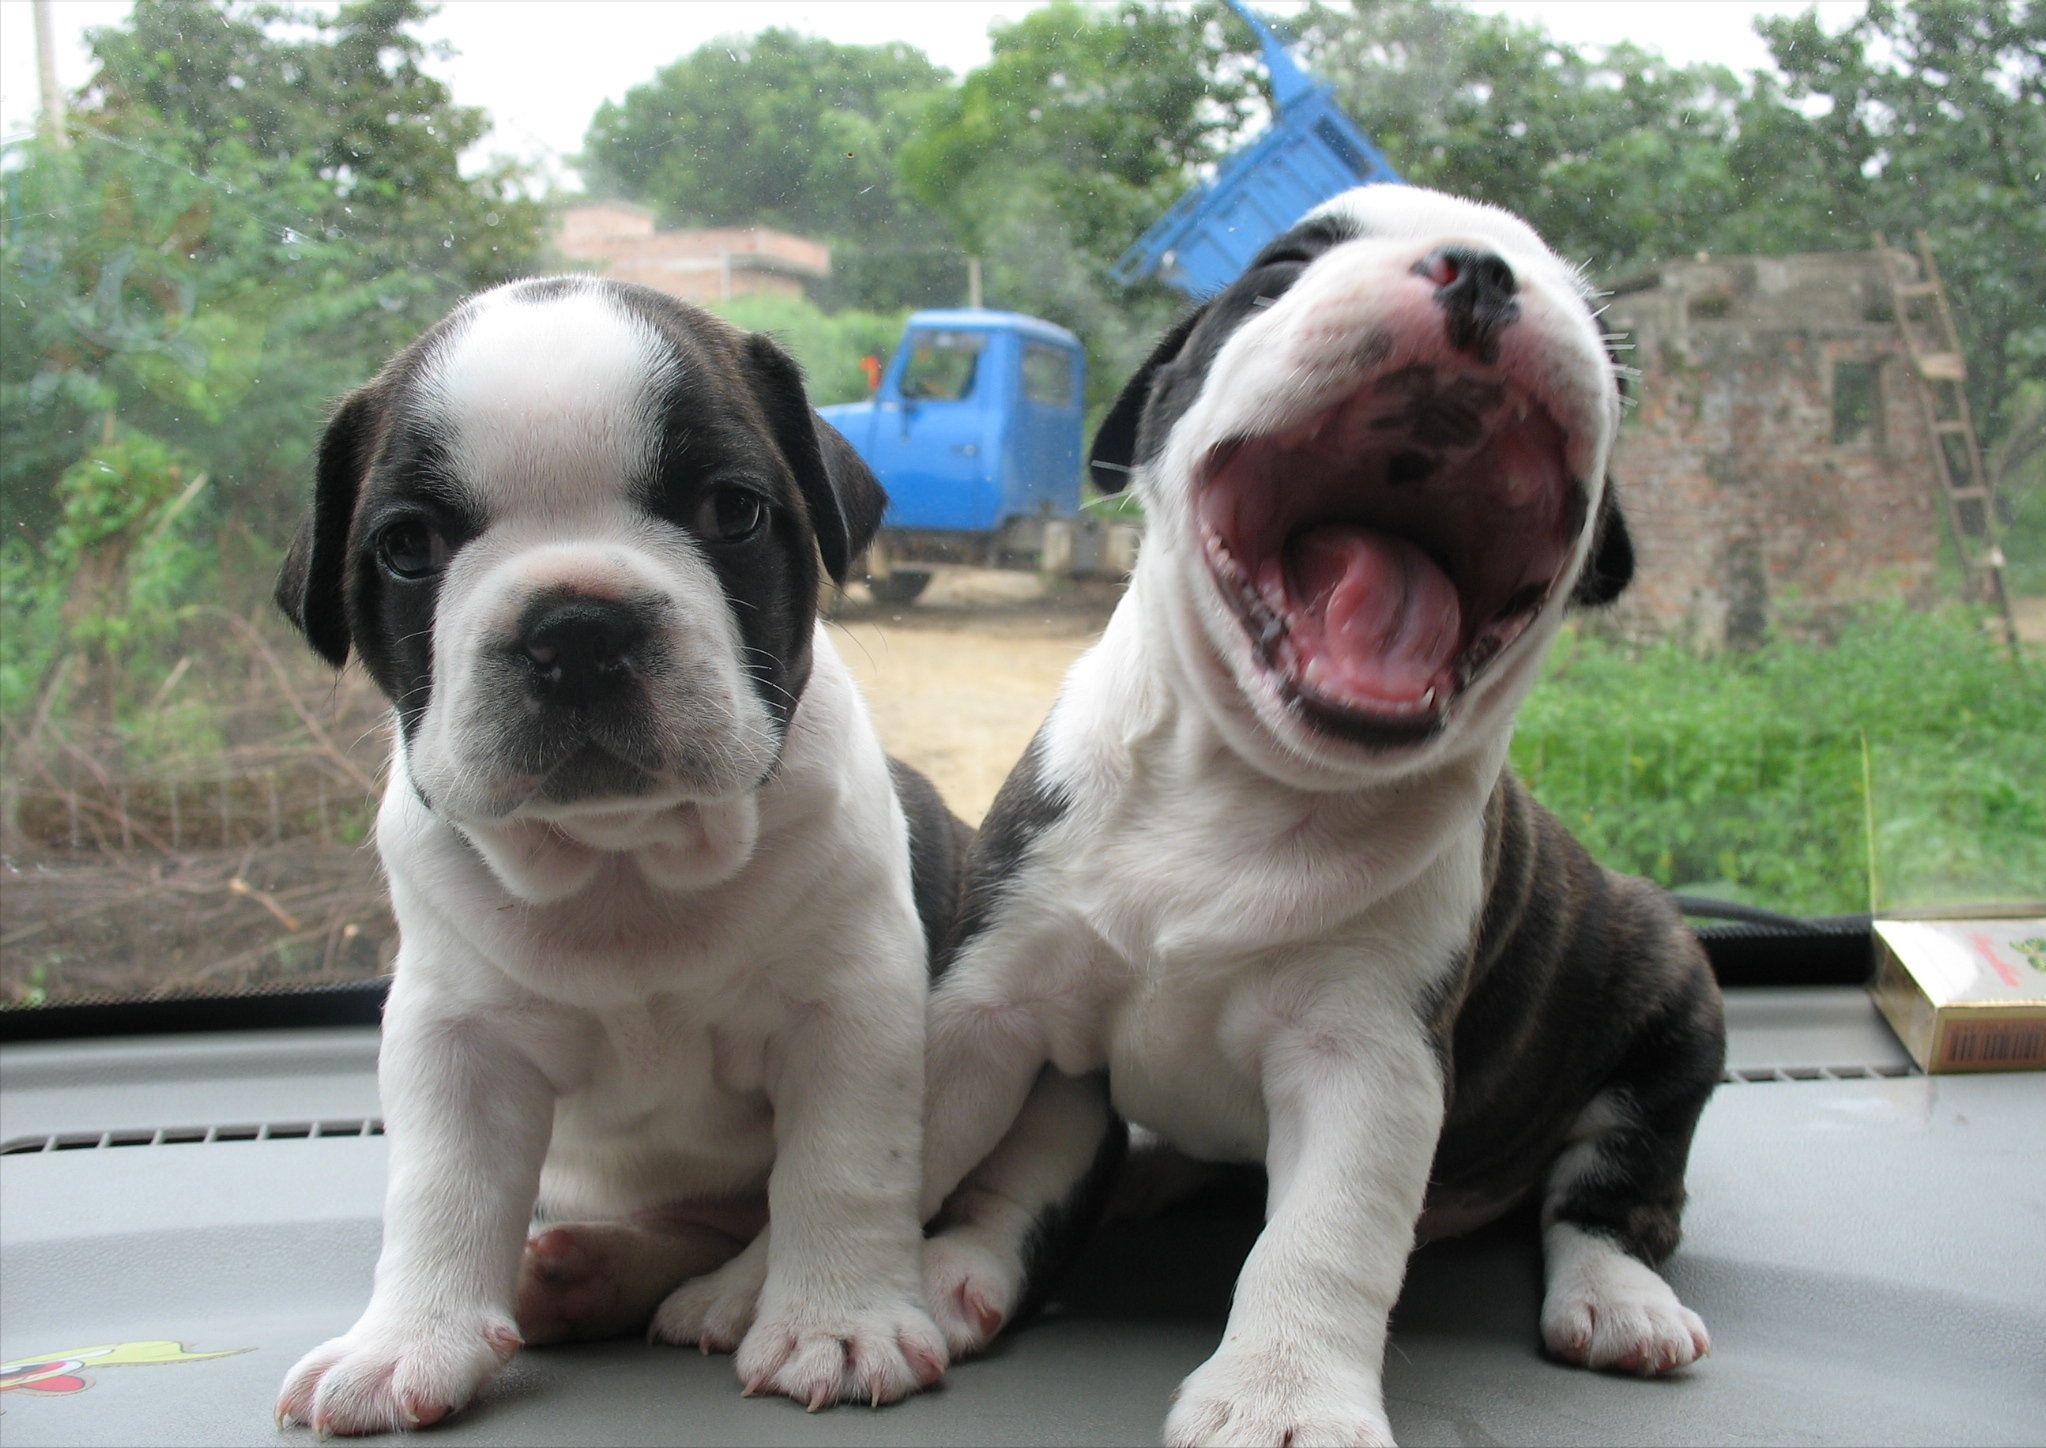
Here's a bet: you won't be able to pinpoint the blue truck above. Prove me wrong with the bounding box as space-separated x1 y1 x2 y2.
819 309 1091 603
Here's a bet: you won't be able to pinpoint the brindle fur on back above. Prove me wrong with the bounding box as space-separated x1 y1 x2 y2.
1424 770 1725 1261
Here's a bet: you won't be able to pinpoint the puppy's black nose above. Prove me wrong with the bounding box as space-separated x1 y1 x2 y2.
1418 246 1519 363
517 595 648 706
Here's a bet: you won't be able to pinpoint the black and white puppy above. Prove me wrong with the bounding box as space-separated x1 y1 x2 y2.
272 277 968 1435
911 187 1725 1446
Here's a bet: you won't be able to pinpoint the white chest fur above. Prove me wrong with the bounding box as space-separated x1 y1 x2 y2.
539 996 779 1218
1015 599 1493 1162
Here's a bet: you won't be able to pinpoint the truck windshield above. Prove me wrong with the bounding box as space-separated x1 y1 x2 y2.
900 331 987 401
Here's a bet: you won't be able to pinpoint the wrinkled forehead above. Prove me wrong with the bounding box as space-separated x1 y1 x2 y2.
411 281 683 507
1302 185 1587 296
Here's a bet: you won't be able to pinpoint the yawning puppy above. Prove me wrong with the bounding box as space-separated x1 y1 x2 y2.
271 277 965 1435
912 187 1725 1445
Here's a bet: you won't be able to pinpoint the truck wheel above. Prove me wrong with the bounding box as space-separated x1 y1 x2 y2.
867 570 932 606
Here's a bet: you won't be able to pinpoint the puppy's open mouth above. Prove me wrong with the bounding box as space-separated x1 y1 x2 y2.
1198 363 1585 746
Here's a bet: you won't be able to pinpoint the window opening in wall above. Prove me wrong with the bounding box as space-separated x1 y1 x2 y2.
1832 360 1884 447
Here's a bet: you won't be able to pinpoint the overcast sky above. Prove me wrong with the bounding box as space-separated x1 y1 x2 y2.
3 0 1864 187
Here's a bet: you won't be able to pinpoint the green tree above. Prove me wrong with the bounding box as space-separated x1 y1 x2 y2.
582 29 947 242
1 0 549 741
897 1 1263 412
2 0 549 546
1289 0 1755 277
899 0 1260 262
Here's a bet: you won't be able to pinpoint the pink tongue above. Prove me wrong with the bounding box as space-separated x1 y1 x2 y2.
1286 527 1461 702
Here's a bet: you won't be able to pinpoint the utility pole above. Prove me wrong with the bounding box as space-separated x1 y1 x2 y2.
34 0 69 149
967 255 983 310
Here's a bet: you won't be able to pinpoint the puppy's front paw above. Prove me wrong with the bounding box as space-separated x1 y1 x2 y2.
1542 1256 1710 1376
649 1241 768 1354
734 1294 947 1410
1163 1346 1393 1448
1541 1225 1709 1376
275 1310 519 1436
922 1227 1024 1358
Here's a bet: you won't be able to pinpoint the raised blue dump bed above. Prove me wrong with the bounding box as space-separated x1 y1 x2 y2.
819 310 1085 536
1111 1 1401 299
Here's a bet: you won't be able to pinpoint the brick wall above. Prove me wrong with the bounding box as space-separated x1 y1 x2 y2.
1602 252 1945 646
556 202 655 250
554 206 829 306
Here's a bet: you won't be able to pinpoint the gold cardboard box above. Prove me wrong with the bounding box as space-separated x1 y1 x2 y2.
1871 917 2046 1073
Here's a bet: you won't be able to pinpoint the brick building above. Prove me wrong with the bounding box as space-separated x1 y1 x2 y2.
555 202 830 305
1602 251 1947 646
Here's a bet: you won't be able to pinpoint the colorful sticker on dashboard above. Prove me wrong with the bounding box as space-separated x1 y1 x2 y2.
1 1341 250 1398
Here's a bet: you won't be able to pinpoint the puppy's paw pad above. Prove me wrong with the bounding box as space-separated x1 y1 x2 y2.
276 1312 518 1436
516 1225 632 1346
922 1231 1022 1358
650 1251 766 1355
735 1299 947 1409
1542 1254 1709 1375
1163 1348 1392 1448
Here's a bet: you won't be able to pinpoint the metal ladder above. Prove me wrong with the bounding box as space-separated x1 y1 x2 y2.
1873 230 2020 654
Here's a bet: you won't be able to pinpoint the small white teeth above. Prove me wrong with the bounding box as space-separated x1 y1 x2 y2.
1421 687 1437 708
1303 658 1329 689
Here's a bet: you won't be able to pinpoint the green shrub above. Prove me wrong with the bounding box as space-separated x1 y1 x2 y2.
1514 605 2044 915
0 429 218 753
707 293 910 408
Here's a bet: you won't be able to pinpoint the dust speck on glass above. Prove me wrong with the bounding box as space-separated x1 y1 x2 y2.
1 0 2039 1009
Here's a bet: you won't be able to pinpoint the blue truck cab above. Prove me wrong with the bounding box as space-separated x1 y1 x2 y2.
818 309 1086 601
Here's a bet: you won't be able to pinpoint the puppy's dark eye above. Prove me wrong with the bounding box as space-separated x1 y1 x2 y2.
376 520 448 580
697 488 769 543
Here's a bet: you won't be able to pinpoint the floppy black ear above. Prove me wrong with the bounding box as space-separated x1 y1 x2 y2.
1571 482 1634 606
743 333 887 586
276 387 379 666
1088 305 1208 493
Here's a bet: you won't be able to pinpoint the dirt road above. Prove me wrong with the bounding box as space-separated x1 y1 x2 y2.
833 569 1120 824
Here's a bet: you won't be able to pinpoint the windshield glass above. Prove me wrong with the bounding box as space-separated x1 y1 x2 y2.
900 330 988 401
1 0 2040 1011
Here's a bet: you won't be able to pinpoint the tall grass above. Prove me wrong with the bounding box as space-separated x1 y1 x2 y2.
1513 605 2043 916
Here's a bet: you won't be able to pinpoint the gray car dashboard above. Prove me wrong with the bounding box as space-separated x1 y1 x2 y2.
1 986 2040 1447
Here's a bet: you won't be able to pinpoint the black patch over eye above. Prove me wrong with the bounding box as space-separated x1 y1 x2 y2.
696 487 770 543
375 519 449 580
1249 219 1341 272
